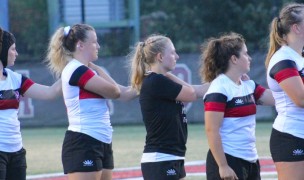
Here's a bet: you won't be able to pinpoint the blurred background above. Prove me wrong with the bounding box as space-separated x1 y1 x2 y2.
0 0 301 127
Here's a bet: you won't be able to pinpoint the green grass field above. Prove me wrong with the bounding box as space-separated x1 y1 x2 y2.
22 122 274 177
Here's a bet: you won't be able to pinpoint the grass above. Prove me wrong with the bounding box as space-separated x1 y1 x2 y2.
22 122 274 177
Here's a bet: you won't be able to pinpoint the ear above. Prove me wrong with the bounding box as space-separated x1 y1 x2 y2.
292 24 301 34
156 53 162 62
230 55 238 64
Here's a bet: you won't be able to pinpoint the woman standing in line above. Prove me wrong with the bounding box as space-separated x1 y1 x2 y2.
46 24 136 180
0 27 61 180
129 34 208 180
200 32 274 180
265 3 304 180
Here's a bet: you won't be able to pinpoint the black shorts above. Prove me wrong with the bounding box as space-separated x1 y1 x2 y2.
141 160 186 180
62 130 114 174
206 150 261 180
270 128 304 162
0 148 27 180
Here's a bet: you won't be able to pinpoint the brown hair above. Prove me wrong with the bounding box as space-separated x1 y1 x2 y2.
265 3 304 68
200 32 245 82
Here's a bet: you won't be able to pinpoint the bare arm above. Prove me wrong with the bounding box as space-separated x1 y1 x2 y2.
192 83 210 99
256 89 275 106
165 72 196 102
279 76 304 107
205 111 238 180
117 85 138 101
24 79 62 100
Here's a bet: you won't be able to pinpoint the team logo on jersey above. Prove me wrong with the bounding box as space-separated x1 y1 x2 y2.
235 98 244 105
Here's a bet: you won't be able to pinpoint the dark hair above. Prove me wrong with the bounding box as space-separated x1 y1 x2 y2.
0 28 16 68
200 32 245 82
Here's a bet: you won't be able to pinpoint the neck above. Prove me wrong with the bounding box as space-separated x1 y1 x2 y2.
73 54 89 66
286 34 304 56
225 70 242 85
150 63 167 75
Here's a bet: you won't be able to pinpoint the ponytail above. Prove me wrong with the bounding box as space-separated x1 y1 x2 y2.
130 42 147 92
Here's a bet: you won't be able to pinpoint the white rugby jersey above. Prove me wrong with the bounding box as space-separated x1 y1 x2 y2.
204 74 265 162
0 68 34 152
267 45 304 139
62 59 113 143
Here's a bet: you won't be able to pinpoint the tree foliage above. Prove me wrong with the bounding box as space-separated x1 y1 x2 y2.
9 0 48 61
8 0 304 59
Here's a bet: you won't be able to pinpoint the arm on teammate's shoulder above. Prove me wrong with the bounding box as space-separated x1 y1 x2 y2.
24 79 62 100
117 85 138 101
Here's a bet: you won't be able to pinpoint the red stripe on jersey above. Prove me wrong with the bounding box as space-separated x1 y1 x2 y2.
225 104 256 117
20 78 34 95
79 89 104 99
205 102 226 112
0 99 19 109
78 70 95 88
274 68 299 83
254 85 266 100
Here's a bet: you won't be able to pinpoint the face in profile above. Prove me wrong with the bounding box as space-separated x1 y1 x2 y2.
236 44 251 74
81 30 100 62
7 43 18 67
160 40 179 72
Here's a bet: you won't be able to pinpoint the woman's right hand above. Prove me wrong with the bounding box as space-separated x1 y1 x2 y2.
219 165 238 180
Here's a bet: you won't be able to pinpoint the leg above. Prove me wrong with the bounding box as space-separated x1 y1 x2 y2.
68 171 102 180
100 169 112 180
275 161 304 180
6 148 27 180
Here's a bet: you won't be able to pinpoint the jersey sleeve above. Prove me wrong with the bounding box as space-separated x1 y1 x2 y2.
253 82 266 101
69 65 95 88
204 93 227 112
150 74 182 100
269 60 299 83
20 75 35 95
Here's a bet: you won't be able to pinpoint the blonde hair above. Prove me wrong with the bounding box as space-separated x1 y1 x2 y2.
200 32 245 82
265 3 304 68
129 34 170 92
46 24 95 78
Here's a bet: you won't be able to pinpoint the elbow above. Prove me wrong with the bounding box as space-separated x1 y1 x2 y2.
112 88 121 99
294 100 304 108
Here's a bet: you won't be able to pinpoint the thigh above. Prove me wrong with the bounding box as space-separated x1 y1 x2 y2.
101 169 112 180
275 161 304 180
0 151 9 180
6 148 27 180
141 160 185 180
248 160 261 180
68 171 102 180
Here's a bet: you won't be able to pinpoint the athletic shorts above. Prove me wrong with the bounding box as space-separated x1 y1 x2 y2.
206 150 261 180
62 130 114 174
0 147 27 180
141 160 186 180
270 128 304 162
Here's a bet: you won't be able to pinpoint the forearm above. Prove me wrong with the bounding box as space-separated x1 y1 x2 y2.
117 85 138 101
207 131 228 168
165 72 192 87
192 83 210 99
